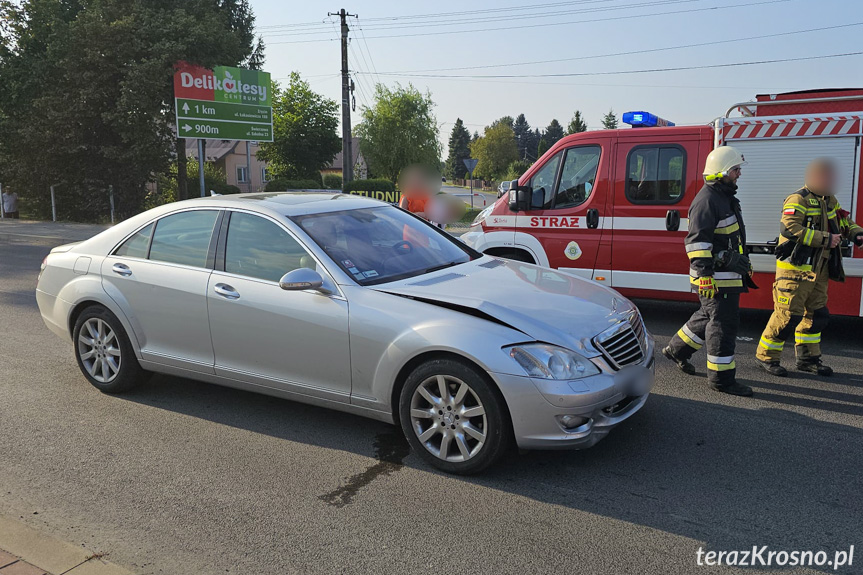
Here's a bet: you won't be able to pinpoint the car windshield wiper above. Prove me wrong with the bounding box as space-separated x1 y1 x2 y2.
424 261 463 274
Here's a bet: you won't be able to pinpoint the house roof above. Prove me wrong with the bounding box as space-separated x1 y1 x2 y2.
185 140 240 162
326 137 363 169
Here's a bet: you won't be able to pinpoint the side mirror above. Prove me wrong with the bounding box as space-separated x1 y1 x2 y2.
508 186 531 212
279 268 331 294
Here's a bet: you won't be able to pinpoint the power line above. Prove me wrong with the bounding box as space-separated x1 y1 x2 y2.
265 0 700 36
361 22 863 74
349 30 378 94
257 0 627 30
266 0 792 44
363 51 863 79
354 21 381 88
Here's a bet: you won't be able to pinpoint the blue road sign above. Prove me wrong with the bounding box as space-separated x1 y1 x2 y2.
463 158 479 174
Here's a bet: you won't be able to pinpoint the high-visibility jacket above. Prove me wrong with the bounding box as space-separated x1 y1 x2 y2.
685 180 748 294
777 187 863 279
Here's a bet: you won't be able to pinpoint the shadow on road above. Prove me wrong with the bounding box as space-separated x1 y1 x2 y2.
119 366 862 573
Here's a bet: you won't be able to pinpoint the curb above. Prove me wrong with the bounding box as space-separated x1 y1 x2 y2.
0 515 134 575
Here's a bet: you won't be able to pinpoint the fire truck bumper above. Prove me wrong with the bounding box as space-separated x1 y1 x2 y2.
492 343 655 450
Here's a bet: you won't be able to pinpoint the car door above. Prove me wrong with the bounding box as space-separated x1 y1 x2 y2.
609 137 700 294
515 141 609 277
207 210 351 400
101 209 219 371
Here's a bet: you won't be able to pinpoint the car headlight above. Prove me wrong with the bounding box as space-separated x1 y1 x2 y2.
472 205 493 226
505 343 600 379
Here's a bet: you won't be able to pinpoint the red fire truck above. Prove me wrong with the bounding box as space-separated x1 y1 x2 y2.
462 89 863 317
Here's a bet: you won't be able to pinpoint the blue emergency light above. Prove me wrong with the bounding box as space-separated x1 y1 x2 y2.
622 111 675 128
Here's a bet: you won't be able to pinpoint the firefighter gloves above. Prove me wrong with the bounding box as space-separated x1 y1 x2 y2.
698 276 717 299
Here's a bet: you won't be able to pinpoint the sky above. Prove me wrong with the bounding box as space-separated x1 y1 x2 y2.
251 0 863 153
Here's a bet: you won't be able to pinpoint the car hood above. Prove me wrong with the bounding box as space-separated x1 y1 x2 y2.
375 258 636 354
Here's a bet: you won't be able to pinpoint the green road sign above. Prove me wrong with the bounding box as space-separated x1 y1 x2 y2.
177 119 273 142
177 98 272 123
174 63 273 142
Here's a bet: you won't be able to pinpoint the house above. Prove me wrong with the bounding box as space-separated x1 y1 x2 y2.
322 137 368 180
186 140 270 192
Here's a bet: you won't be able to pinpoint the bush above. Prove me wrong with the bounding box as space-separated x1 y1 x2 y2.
343 178 395 193
323 174 343 189
264 178 324 192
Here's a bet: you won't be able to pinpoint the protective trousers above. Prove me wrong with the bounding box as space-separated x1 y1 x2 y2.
756 261 829 362
667 293 740 386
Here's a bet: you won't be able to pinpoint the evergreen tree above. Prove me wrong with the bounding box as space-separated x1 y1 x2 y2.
601 109 619 130
567 110 588 134
444 118 472 180
545 119 565 146
537 138 550 158
513 113 532 161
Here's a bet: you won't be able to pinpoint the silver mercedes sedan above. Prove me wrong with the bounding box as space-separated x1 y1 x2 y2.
36 193 655 474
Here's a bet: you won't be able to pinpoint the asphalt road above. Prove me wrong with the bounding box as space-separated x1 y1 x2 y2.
1 225 862 575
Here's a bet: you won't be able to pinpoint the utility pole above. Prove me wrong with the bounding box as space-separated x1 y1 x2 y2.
329 8 357 185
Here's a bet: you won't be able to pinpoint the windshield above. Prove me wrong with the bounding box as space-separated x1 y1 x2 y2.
295 206 477 285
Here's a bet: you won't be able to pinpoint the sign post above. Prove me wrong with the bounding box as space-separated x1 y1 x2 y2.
463 158 479 210
174 62 273 196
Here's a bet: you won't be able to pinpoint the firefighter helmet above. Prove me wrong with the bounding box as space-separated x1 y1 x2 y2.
703 146 746 181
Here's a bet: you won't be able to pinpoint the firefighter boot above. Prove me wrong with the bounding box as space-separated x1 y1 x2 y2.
796 356 833 376
662 346 696 375
710 380 753 397
757 360 788 377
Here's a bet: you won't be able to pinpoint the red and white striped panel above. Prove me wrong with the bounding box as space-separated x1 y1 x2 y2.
724 115 862 141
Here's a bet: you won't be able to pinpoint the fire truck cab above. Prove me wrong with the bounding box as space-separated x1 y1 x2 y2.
462 89 863 317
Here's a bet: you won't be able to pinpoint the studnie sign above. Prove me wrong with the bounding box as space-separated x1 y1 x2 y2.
174 61 273 142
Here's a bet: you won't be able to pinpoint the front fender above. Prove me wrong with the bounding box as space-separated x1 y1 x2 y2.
344 286 531 415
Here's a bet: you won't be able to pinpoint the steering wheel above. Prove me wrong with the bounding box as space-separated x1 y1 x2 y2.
392 240 413 255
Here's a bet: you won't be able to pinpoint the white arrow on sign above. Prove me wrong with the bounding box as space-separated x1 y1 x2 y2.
182 102 190 113
182 124 192 133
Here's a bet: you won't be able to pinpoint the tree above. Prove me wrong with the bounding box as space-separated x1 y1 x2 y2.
601 108 619 130
0 0 259 220
489 115 514 130
567 110 587 134
245 37 266 70
257 73 340 180
537 138 550 158
444 118 471 180
545 119 565 147
513 114 534 162
505 159 532 181
354 83 441 182
470 123 518 181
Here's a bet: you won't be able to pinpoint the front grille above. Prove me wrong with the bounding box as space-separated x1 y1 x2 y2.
595 313 647 370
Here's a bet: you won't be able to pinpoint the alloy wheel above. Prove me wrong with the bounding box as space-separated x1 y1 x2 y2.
77 318 121 383
409 374 487 462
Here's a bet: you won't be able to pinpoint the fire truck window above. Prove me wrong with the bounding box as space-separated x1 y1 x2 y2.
625 145 685 204
528 151 562 210
552 146 601 210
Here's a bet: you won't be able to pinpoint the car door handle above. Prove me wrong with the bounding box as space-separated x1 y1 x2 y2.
586 208 600 229
214 283 240 300
665 209 681 232
112 263 132 277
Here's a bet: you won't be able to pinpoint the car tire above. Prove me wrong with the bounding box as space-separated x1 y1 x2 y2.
73 305 148 394
399 358 512 475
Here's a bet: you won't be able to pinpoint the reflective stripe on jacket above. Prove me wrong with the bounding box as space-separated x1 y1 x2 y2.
685 181 748 294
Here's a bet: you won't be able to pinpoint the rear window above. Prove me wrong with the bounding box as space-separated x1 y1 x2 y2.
114 223 153 258
626 145 685 204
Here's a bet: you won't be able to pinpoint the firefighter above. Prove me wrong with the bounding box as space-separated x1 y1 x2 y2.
756 158 863 376
662 146 754 396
